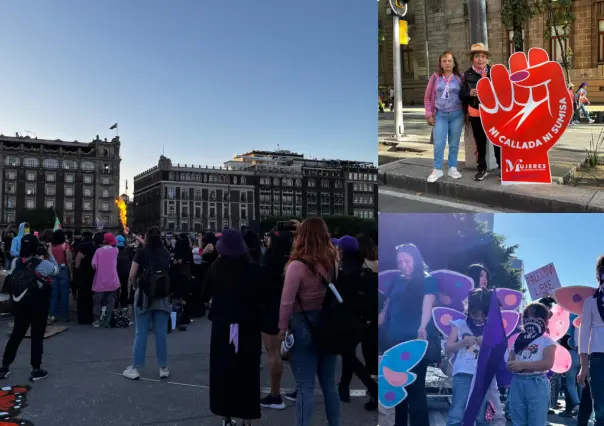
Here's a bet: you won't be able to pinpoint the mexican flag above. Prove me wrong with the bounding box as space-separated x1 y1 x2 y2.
53 216 61 231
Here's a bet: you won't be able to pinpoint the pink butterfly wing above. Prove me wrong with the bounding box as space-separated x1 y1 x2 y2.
552 286 596 315
431 270 474 311
548 304 570 342
501 311 520 337
432 307 467 337
496 288 523 311
573 316 581 328
551 345 572 374
382 366 411 387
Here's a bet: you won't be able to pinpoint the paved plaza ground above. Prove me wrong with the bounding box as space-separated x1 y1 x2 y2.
0 314 376 425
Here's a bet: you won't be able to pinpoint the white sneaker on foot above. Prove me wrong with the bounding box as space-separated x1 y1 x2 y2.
159 367 170 379
123 366 140 380
448 167 462 179
427 169 444 183
589 119 595 124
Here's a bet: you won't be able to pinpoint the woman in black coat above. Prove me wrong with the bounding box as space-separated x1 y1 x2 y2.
203 229 261 425
76 232 102 324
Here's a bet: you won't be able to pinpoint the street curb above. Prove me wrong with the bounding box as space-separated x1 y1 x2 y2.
379 160 604 213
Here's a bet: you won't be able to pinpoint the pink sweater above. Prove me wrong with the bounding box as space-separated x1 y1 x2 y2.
91 246 120 293
424 72 463 118
279 260 331 330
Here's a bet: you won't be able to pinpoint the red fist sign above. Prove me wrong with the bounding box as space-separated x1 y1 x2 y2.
477 48 572 184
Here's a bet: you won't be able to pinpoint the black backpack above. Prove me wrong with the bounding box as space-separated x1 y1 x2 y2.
297 260 367 355
138 250 170 299
8 258 43 304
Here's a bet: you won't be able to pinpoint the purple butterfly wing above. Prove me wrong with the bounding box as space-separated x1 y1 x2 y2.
496 288 523 311
379 270 401 295
431 270 474 312
501 311 520 337
432 307 467 337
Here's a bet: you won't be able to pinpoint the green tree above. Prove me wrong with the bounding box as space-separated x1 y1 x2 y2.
379 213 522 291
19 208 54 231
536 0 575 83
501 0 538 52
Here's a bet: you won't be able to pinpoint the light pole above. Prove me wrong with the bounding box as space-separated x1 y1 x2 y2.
388 0 407 140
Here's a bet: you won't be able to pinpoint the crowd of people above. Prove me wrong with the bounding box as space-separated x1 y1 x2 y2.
0 218 378 426
379 243 604 426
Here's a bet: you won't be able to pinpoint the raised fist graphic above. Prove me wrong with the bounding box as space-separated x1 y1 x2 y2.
477 48 572 184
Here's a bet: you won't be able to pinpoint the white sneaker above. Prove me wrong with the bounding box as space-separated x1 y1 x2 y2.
589 119 595 124
427 169 444 183
123 366 140 380
159 367 170 379
448 167 462 179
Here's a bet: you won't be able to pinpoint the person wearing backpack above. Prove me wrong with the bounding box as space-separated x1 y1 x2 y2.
333 236 378 411
279 217 340 426
0 233 58 381
49 229 73 323
123 226 172 380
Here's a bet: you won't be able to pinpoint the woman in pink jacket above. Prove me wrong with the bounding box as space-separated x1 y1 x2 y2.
423 50 464 183
91 233 120 327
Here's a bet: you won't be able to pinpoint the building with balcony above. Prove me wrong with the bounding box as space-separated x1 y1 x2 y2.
132 150 378 233
0 134 121 232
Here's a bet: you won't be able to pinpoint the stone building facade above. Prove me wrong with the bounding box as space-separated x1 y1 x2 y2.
0 134 121 232
379 0 604 105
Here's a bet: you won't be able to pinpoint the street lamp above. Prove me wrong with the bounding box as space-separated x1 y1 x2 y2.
388 0 407 140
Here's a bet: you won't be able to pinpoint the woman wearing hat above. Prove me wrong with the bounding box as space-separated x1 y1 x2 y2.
568 83 579 126
423 50 464 183
460 43 500 181
203 228 262 426
575 82 595 124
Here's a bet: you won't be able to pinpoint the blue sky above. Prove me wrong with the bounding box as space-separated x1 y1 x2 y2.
0 1 376 195
494 214 603 291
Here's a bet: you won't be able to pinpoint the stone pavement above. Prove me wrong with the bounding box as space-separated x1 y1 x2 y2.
0 315 376 426
378 110 604 212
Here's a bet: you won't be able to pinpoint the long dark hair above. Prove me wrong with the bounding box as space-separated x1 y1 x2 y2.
357 233 377 261
145 226 163 250
264 232 292 276
437 50 461 77
467 264 490 289
243 231 262 264
395 243 427 283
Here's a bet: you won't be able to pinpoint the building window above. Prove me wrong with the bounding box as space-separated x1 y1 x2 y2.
599 20 604 62
65 200 74 210
5 170 16 180
5 213 14 223
4 157 19 167
308 179 316 187
83 201 93 211
101 202 109 211
241 176 246 185
241 208 247 220
168 222 175 231
6 197 15 209
45 185 56 196
23 158 39 168
65 186 74 197
84 175 93 184
210 191 216 201
102 177 110 185
65 215 74 225
64 174 74 184
26 171 36 181
5 183 15 194
84 187 93 197
102 189 109 198
45 199 55 209
506 30 524 57
103 163 111 172
195 207 201 218
273 178 280 186
83 215 92 226
182 206 189 217
25 198 35 209
550 26 568 63
400 47 414 78
81 161 95 171
168 188 175 199
43 159 59 168
182 222 188 232
62 160 77 170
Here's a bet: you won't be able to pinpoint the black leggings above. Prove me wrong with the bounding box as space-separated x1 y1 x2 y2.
470 117 500 171
394 360 429 426
578 380 592 426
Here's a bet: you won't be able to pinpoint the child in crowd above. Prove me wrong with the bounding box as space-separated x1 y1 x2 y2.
507 303 556 426
445 288 492 426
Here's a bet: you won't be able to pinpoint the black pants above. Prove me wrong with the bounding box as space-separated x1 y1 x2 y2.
362 324 378 376
578 379 592 426
394 360 429 426
3 298 50 369
340 346 378 398
470 116 500 172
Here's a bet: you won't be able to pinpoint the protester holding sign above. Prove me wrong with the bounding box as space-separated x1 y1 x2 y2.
423 50 464 183
378 243 438 425
460 43 498 182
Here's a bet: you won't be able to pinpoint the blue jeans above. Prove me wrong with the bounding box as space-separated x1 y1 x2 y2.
446 373 488 426
590 354 604 426
579 104 590 121
565 349 581 408
289 310 340 426
3 256 10 271
132 309 169 368
433 109 464 170
509 374 550 426
50 266 70 320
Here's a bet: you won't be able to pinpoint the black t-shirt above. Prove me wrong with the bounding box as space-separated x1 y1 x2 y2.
133 247 171 279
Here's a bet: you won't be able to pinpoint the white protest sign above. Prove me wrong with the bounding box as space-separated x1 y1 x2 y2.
524 263 561 300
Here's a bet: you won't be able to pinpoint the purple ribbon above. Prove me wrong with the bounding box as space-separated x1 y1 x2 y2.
229 324 239 353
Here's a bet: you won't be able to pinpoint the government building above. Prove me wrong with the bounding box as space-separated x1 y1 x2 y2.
132 151 378 233
0 134 122 232
379 0 604 104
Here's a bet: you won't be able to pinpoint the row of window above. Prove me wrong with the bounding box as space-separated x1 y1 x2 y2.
348 172 377 182
5 170 112 185
353 209 375 219
166 206 247 220
353 183 375 192
302 169 343 178
5 183 111 198
259 177 301 187
168 172 248 185
166 188 249 202
354 195 374 205
5 197 113 211
2 212 110 226
165 221 247 233
260 207 303 216
3 157 101 171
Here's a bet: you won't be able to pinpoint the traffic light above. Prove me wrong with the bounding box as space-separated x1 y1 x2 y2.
399 20 409 45
395 0 408 6
389 0 408 17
